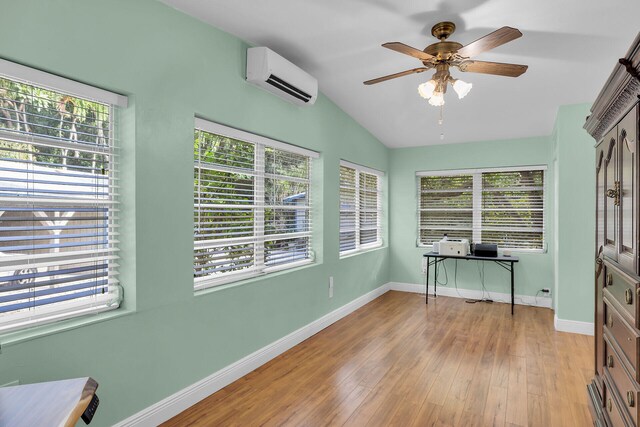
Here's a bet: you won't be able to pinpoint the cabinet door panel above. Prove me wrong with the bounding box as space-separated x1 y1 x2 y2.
596 142 606 380
597 144 606 256
604 130 618 260
618 105 638 273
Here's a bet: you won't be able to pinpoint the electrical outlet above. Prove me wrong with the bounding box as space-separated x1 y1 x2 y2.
329 276 334 298
421 257 429 274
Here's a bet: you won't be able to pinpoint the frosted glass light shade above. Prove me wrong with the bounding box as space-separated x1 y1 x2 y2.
418 80 436 99
428 92 445 106
453 79 472 99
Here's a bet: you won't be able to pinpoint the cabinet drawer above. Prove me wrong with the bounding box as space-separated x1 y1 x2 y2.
605 296 640 381
603 372 633 427
603 261 640 328
604 335 640 424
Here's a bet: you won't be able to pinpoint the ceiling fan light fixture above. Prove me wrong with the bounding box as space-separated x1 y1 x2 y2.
428 92 445 106
452 79 473 99
418 80 436 99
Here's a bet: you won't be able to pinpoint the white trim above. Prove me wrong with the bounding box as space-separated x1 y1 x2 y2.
113 283 390 427
339 160 385 176
194 117 319 158
263 259 313 274
416 243 546 254
339 242 383 257
0 292 120 334
194 269 261 291
387 281 553 309
554 314 594 336
416 164 547 177
0 58 128 107
472 174 482 243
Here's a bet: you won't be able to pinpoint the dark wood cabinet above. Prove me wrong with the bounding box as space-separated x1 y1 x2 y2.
586 33 640 427
619 107 639 273
601 108 639 269
604 132 619 261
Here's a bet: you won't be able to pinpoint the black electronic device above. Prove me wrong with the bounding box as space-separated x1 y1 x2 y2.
473 243 498 257
82 393 99 424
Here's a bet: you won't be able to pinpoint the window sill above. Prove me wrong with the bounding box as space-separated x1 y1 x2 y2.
0 308 133 350
417 244 547 255
339 244 386 260
194 260 319 297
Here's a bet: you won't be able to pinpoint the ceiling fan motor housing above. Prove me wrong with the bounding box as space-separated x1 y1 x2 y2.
424 41 464 63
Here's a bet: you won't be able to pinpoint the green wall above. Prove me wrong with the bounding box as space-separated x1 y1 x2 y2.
0 1 390 425
0 1 598 425
388 136 556 299
553 104 596 322
387 105 595 323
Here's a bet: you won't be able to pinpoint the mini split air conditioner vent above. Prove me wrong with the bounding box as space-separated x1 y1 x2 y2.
266 74 312 103
246 47 318 106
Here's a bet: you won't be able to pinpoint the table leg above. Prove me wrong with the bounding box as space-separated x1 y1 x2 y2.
425 258 429 305
434 259 438 298
511 262 514 315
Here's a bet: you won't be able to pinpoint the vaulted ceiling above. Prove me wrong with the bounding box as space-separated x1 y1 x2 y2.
161 0 640 148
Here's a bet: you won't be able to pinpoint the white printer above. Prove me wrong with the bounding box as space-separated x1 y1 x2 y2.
437 237 470 256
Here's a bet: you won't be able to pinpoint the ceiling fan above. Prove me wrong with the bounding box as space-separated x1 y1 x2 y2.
364 22 528 106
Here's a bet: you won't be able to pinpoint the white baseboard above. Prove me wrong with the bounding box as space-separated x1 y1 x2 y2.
114 283 390 427
388 281 553 309
554 314 594 336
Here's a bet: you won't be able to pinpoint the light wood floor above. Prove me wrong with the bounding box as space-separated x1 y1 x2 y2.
163 291 593 427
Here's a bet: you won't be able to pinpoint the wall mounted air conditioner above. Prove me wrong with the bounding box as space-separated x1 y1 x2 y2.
246 47 318 106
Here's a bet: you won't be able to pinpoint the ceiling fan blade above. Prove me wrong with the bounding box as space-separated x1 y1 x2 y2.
364 67 430 85
456 27 523 58
459 60 528 77
382 42 434 62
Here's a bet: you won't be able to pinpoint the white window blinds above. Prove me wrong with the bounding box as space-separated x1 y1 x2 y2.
418 167 545 250
419 174 474 243
480 170 545 249
194 119 318 289
339 161 383 255
0 67 124 333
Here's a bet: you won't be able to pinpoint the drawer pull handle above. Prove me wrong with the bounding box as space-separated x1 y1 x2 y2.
606 273 613 287
626 288 634 304
608 398 613 412
608 355 614 368
608 314 613 328
628 391 635 407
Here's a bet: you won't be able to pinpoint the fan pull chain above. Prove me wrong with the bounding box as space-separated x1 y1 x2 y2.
439 106 445 140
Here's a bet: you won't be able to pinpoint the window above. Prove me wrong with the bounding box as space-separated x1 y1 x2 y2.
418 167 545 250
0 59 126 333
339 161 383 255
193 119 318 290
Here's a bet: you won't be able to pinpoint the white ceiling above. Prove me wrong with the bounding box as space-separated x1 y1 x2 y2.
161 0 640 148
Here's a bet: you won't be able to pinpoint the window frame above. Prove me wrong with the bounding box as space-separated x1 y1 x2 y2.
0 60 127 334
416 165 547 253
193 118 319 291
339 160 384 257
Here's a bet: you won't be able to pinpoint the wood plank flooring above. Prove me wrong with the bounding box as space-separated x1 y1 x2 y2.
163 291 593 427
